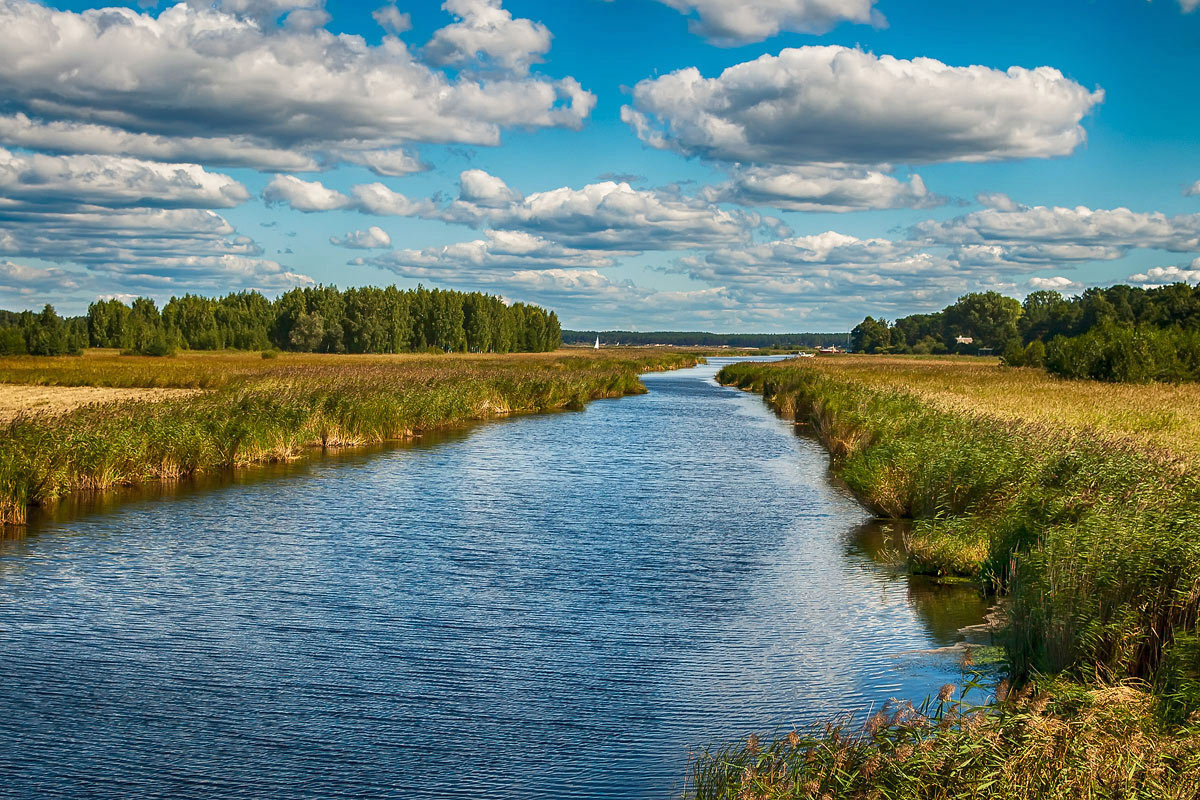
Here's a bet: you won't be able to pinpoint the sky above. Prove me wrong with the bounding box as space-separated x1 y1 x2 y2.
0 0 1198 331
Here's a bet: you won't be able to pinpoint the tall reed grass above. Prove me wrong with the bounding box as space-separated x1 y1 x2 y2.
691 677 1200 800
717 360 1200 710
0 351 699 526
698 357 1200 798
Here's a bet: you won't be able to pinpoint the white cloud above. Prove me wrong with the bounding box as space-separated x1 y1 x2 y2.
337 149 428 177
915 204 1200 266
350 183 438 217
330 226 392 249
0 148 249 211
1186 180 1200 197
1027 275 1082 293
623 46 1103 165
1183 1 1199 13
702 165 939 212
0 261 86 295
262 175 353 212
0 114 320 173
262 169 770 251
372 4 412 34
1129 261 1200 286
655 0 880 44
365 229 615 279
425 0 552 76
0 1 593 172
976 192 1023 212
438 171 771 250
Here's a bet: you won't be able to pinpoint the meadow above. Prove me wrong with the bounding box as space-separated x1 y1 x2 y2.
0 348 700 525
697 355 1200 799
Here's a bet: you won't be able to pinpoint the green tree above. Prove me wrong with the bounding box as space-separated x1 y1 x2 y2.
851 316 891 353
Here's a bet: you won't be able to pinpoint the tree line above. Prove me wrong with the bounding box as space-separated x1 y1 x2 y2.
1 285 562 356
851 282 1200 382
563 330 849 348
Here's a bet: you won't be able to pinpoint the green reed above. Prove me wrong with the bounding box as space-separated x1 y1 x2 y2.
691 675 1200 800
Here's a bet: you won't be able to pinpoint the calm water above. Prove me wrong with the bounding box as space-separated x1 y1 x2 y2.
0 358 986 799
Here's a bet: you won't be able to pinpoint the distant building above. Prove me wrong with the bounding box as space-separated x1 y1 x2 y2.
955 335 974 345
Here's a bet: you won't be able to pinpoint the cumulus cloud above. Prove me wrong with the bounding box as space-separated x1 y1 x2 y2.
330 226 392 249
0 148 249 211
702 165 939 212
437 171 772 250
1186 180 1200 197
372 3 412 34
262 170 770 251
263 176 353 212
0 261 87 295
655 0 881 44
0 1 593 172
425 0 552 76
914 204 1200 267
623 46 1103 166
0 114 319 173
1128 262 1200 286
365 229 615 279
1183 0 1200 13
1027 275 1083 293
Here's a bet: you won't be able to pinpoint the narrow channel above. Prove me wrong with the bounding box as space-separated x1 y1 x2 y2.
0 358 984 799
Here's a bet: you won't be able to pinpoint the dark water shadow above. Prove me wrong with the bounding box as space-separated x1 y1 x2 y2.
844 520 993 650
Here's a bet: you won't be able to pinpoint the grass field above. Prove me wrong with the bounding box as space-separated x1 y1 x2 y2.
0 348 701 525
786 355 1200 463
697 355 1200 799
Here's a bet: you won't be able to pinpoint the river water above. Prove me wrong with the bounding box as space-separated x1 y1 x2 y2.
0 358 985 799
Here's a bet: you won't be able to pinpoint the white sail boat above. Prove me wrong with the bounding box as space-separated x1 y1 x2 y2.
594 336 600 350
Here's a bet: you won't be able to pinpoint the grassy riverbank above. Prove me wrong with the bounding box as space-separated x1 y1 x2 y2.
0 349 700 525
695 356 1200 798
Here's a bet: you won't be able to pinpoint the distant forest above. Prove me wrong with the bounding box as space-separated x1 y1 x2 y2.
853 283 1200 382
563 330 849 348
0 285 562 357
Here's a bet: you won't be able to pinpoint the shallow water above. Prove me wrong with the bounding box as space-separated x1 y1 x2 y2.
0 358 986 799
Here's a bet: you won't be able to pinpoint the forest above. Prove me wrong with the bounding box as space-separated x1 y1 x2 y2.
852 282 1200 382
562 330 849 348
0 285 562 357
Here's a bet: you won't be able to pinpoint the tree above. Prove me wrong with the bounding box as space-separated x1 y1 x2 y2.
851 316 891 353
289 312 325 352
943 292 1022 349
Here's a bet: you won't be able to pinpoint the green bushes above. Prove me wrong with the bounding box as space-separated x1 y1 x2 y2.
1045 323 1200 382
718 361 1200 714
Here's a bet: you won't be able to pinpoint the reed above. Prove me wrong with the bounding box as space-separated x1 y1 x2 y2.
698 356 1200 798
0 350 700 526
690 677 1200 800
717 358 1200 708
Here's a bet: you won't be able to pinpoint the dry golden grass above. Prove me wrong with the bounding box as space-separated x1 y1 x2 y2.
0 384 199 422
0 347 682 390
802 355 1200 462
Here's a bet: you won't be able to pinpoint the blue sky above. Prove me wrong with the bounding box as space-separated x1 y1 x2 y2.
1 0 1198 331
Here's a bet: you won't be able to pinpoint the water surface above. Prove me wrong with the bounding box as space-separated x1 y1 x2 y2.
0 358 984 799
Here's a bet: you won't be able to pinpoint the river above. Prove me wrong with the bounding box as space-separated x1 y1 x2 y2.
0 357 986 799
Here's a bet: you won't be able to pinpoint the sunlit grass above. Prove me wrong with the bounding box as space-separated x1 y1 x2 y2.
792 355 1200 463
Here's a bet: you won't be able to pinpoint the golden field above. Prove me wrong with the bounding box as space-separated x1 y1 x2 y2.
797 355 1199 462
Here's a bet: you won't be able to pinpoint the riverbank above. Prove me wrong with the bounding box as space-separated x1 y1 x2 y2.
0 349 700 525
692 356 1200 799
